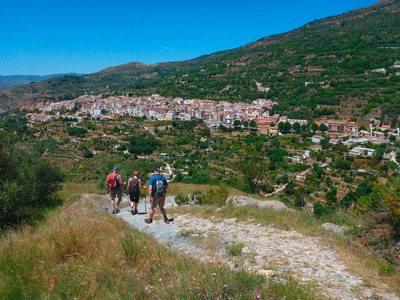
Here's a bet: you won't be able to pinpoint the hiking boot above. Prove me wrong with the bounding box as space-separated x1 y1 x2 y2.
164 216 170 224
115 208 120 214
134 209 138 215
131 210 135 215
145 218 152 224
112 209 117 214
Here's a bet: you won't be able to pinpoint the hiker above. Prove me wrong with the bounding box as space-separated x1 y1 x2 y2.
106 166 126 214
145 166 169 224
126 170 145 215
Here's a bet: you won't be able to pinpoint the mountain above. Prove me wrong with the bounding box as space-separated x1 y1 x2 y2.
0 0 399 123
0 73 84 90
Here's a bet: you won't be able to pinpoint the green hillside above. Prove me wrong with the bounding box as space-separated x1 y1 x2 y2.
1 0 399 123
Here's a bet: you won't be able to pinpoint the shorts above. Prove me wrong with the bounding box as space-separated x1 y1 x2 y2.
110 189 122 200
151 194 166 209
129 192 140 203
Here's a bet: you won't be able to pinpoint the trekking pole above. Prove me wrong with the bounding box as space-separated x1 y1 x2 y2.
144 186 147 214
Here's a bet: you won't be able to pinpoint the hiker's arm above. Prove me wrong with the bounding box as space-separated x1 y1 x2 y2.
118 175 126 186
126 178 131 192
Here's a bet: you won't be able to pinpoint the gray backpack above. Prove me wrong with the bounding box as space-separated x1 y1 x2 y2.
155 176 165 197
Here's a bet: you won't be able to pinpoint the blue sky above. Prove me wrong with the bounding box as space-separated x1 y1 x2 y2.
0 0 378 76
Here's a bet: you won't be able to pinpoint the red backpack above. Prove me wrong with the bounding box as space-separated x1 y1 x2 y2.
107 174 118 188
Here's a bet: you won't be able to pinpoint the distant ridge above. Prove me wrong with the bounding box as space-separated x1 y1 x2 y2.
0 73 84 90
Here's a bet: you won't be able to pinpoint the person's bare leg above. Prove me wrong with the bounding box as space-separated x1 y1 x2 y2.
116 197 122 211
111 198 115 211
160 206 169 223
148 207 154 220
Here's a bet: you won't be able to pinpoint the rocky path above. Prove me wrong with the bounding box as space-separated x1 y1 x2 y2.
109 195 399 300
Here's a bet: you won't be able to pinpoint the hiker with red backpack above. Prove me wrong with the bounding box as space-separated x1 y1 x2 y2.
145 166 169 224
106 166 126 214
126 170 145 215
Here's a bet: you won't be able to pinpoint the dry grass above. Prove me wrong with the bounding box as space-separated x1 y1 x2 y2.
167 182 260 199
0 192 319 300
8 181 396 297
58 181 100 200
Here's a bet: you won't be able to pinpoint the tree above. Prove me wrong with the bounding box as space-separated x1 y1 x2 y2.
128 135 158 155
0 149 64 229
278 122 291 133
233 120 241 128
239 155 268 194
249 120 257 129
320 137 330 150
373 178 400 236
358 125 367 131
83 151 94 158
313 163 324 178
335 159 352 170
292 122 301 133
319 123 328 133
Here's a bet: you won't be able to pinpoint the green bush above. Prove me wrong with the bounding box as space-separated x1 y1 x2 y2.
313 202 327 217
174 192 190 206
190 189 204 205
203 184 229 207
0 149 64 229
379 262 395 276
226 241 244 256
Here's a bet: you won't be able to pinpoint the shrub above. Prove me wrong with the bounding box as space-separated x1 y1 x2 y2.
313 202 327 217
190 189 204 205
379 262 395 276
0 149 64 229
174 192 190 206
203 184 229 207
226 241 244 256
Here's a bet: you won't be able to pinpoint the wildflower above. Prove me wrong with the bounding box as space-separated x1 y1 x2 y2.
255 292 261 299
211 273 216 276
145 285 153 293
159 278 162 282
223 284 227 288
196 286 200 290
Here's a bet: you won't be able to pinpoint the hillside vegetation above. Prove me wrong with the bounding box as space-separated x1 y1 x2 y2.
0 190 321 299
1 0 399 124
1 1 400 297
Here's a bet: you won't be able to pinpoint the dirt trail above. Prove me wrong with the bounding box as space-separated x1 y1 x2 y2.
96 194 399 300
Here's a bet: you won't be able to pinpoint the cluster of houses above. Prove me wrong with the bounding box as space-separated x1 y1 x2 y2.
25 93 400 144
28 94 277 126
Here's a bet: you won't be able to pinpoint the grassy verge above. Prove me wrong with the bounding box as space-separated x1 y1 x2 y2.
0 192 320 299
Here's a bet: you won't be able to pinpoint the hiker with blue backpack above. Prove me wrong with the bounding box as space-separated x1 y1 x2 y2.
145 166 169 224
126 170 145 215
106 166 126 214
